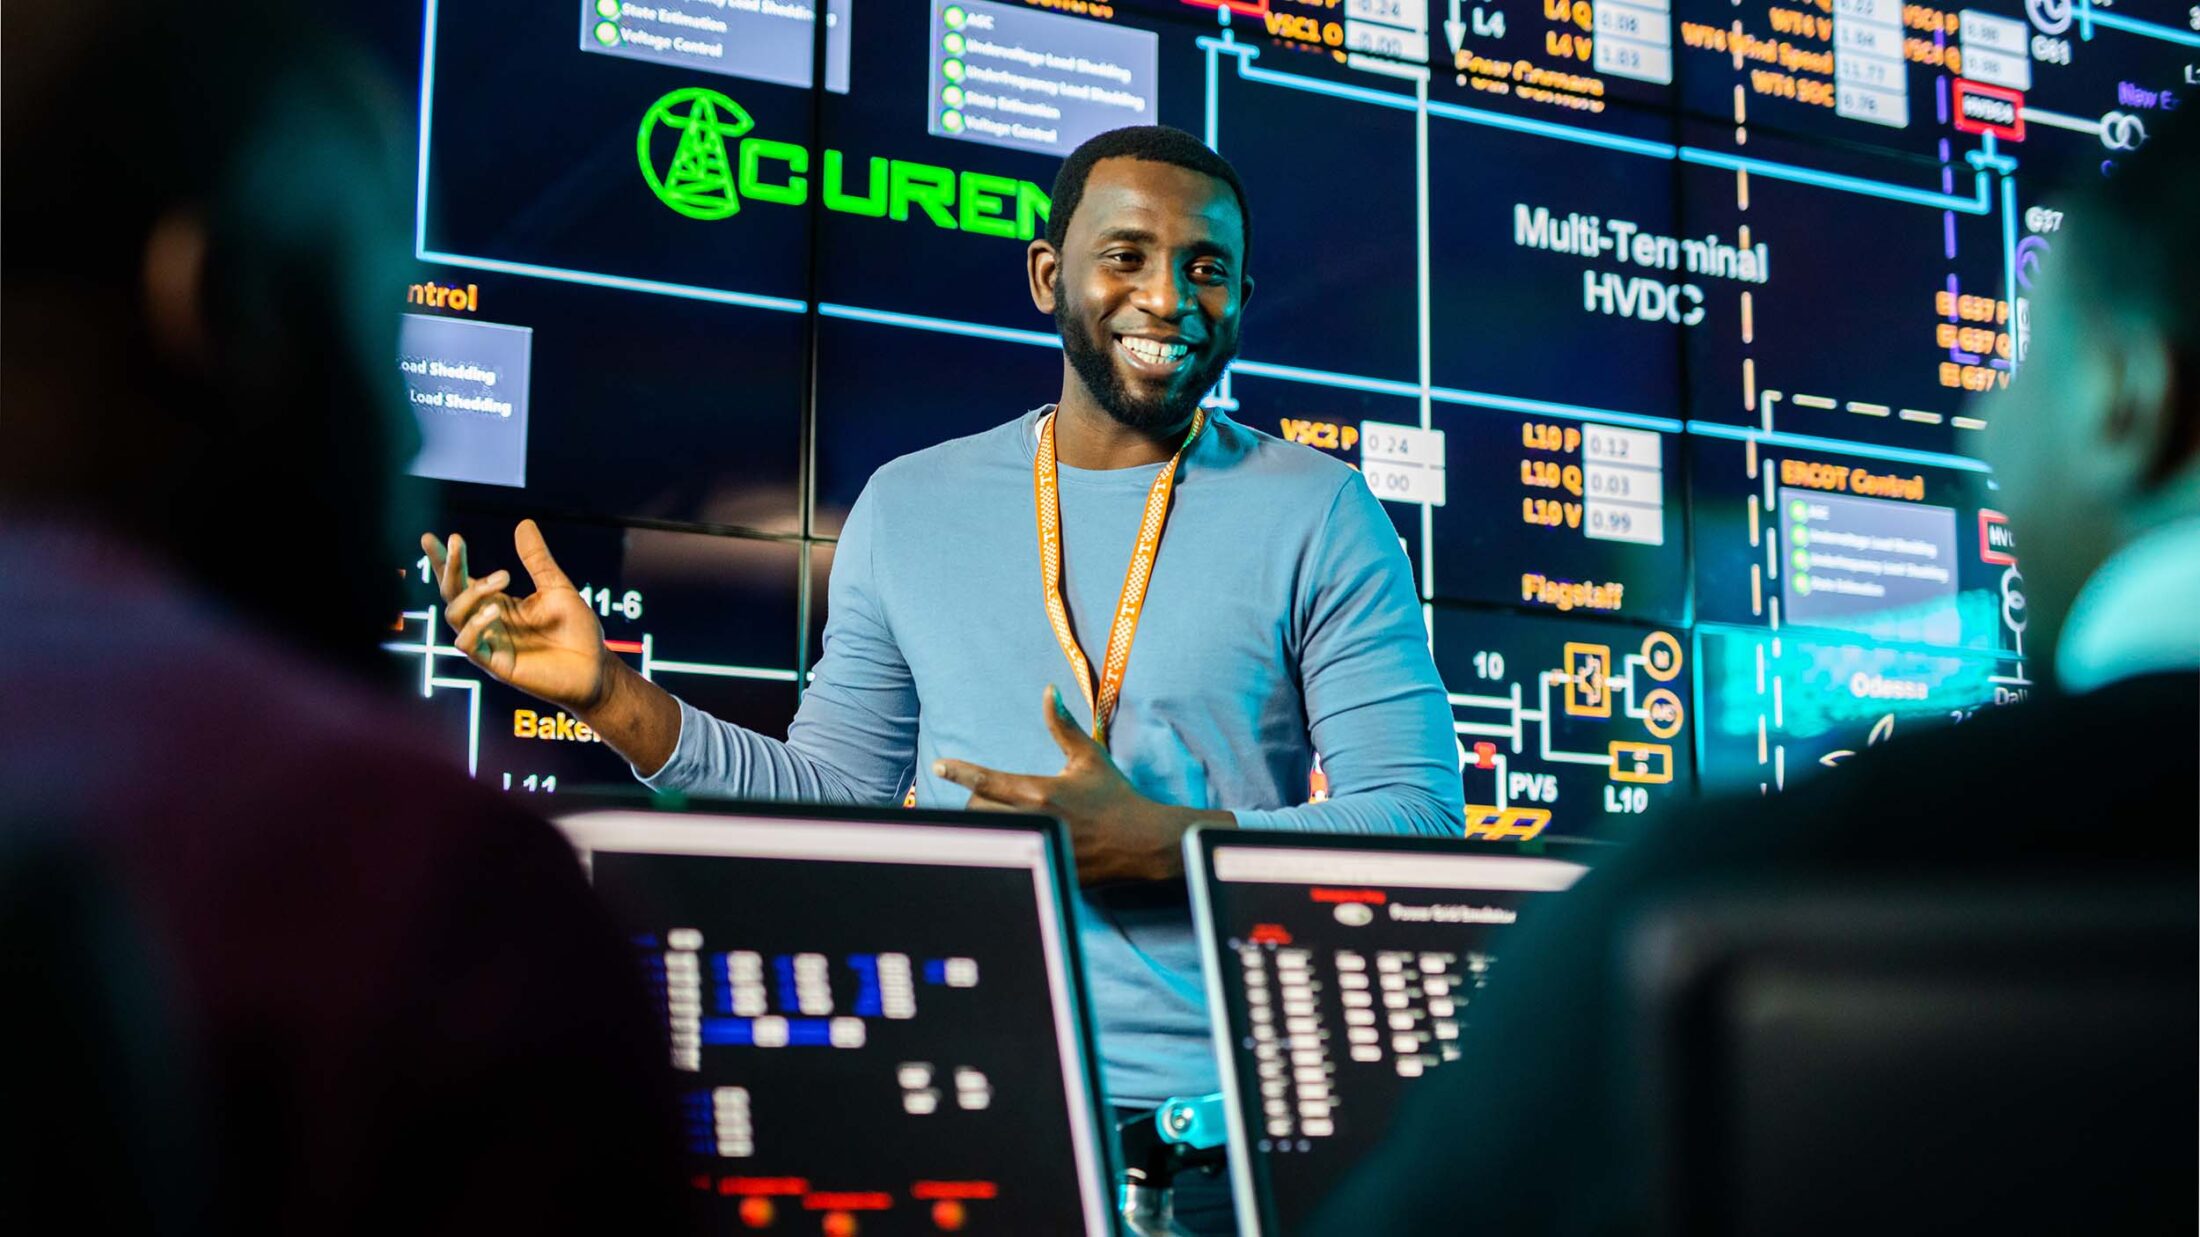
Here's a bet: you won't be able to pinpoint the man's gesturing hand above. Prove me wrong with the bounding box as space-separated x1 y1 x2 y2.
421 520 613 713
934 686 1233 885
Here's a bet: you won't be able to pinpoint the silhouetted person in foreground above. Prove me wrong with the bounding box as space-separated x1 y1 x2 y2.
1313 112 2198 1236
0 4 686 1232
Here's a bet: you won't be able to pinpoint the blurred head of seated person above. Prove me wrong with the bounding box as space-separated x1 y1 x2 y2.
1309 112 2196 1237
1986 114 2200 692
1 0 416 675
0 4 687 1233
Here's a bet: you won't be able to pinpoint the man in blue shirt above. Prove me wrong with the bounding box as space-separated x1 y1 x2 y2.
425 125 1462 1151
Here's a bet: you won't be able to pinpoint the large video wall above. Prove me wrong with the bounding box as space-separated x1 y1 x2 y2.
378 0 2195 834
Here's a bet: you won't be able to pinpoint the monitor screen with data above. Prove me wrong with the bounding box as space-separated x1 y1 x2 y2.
558 806 1113 1234
1190 830 1594 1235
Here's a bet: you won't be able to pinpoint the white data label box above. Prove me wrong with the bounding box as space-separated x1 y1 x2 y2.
1959 45 2032 91
1836 51 1905 91
1585 499 1664 545
1595 37 1674 84
1583 462 1665 507
1581 424 1662 468
1593 3 1663 42
1958 9 2030 55
1835 19 1901 56
1361 421 1448 507
1581 423 1663 544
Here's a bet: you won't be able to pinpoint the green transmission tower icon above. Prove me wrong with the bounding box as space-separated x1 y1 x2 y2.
637 87 754 220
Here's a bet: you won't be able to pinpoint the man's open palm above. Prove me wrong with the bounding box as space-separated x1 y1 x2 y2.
934 686 1229 884
422 520 609 712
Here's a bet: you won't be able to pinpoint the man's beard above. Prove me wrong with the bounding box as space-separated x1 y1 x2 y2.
1056 299 1238 434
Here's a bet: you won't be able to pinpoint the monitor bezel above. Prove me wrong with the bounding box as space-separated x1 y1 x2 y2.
552 791 1119 1235
1185 827 1606 1237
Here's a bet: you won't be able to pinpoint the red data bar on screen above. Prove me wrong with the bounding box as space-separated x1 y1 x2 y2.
913 1181 1001 1200
804 1192 895 1211
719 1177 810 1196
1310 888 1388 904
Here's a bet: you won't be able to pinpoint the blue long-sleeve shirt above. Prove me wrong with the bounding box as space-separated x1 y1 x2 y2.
641 407 1463 1104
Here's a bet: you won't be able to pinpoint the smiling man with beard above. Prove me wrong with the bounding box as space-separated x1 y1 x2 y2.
425 126 1461 1225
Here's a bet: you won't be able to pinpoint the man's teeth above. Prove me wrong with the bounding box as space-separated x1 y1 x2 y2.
1119 337 1189 365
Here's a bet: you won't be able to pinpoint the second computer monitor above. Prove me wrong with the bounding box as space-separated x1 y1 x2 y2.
1187 829 1596 1236
558 803 1115 1235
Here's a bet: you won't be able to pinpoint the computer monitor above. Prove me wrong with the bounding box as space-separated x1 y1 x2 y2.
556 802 1114 1234
1186 829 1597 1236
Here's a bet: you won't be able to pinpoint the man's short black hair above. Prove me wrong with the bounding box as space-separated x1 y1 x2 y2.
1045 125 1252 266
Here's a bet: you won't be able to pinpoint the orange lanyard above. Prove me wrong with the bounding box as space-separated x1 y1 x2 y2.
1034 405 1207 747
905 406 1206 805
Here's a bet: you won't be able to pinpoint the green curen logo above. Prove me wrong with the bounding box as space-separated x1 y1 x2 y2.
637 87 1051 239
638 87 752 220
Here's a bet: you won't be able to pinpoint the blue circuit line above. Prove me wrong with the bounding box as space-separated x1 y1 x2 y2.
1688 421 1991 472
1966 130 2017 175
1229 358 1421 399
817 302 1059 347
1430 386 1684 432
422 250 809 314
1693 618 2028 665
1200 35 1420 114
1204 31 1220 147
1426 97 1679 158
1677 150 1993 214
2079 0 2200 46
1232 359 1683 431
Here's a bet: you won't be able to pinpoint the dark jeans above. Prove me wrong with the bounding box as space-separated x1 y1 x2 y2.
1114 1106 1239 1237
1163 1161 1237 1236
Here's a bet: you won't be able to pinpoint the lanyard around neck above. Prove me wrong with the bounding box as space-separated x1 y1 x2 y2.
1034 406 1207 747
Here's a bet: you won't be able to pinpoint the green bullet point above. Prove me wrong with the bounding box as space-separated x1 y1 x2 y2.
595 0 619 18
945 6 967 29
942 58 965 82
1793 574 1812 595
1789 499 1808 519
1792 548 1810 571
942 85 965 107
941 110 965 133
943 31 966 55
1790 525 1809 546
592 19 620 45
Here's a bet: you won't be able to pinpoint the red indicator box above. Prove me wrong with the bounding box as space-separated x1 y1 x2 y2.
1953 80 2026 142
